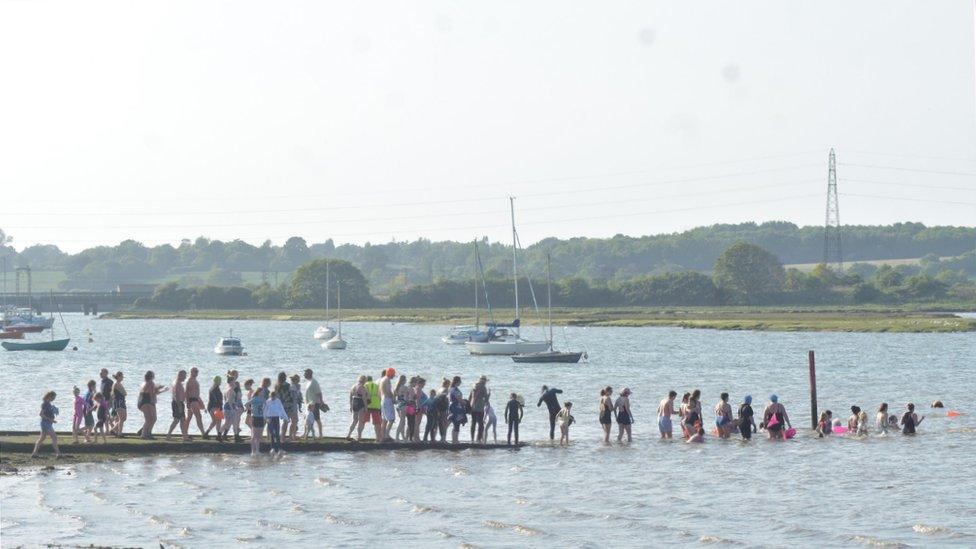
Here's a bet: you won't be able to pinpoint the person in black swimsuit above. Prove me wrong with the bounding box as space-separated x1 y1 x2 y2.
738 395 756 440
599 387 614 443
900 403 924 435
538 386 563 440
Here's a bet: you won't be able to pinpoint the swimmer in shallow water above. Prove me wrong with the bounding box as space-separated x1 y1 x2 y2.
762 395 791 440
876 403 889 435
687 426 705 443
615 388 633 443
657 391 678 439
557 402 574 446
738 395 756 440
816 411 831 438
599 387 614 443
900 403 924 435
714 393 733 438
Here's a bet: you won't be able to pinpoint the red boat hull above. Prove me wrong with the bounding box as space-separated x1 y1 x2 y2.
3 325 45 333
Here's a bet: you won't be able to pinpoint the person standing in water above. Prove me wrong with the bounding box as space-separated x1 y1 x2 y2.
32 391 61 459
683 390 703 440
678 392 691 438
599 387 614 443
900 403 924 435
876 403 890 435
615 388 633 443
738 396 756 440
557 402 574 446
762 394 791 440
657 391 678 439
715 393 733 439
505 393 523 445
538 385 563 440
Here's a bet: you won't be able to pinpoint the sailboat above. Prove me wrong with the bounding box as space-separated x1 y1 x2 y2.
442 240 484 344
2 295 70 351
313 260 337 340
512 253 584 363
465 198 549 356
322 283 347 350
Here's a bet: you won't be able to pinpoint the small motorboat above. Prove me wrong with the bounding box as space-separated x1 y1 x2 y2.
0 331 25 340
2 338 71 352
512 350 585 364
441 325 477 345
214 332 244 356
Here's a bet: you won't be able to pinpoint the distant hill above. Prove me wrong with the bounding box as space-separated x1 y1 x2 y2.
1 222 973 292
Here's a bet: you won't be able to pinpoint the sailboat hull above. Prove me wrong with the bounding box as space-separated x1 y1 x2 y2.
465 340 550 356
2 338 71 351
314 326 336 340
511 351 583 363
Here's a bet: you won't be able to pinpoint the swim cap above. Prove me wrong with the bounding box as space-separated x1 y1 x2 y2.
770 394 778 403
386 367 396 378
744 395 752 405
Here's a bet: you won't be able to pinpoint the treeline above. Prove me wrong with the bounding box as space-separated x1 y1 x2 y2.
1 222 973 293
133 245 976 310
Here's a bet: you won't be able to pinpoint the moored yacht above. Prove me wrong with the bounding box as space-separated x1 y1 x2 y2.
214 332 244 356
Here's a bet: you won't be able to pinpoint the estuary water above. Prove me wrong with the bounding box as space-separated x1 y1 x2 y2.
1 315 974 547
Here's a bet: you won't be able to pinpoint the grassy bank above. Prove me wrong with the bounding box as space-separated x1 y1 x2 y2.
0 431 517 472
98 306 976 333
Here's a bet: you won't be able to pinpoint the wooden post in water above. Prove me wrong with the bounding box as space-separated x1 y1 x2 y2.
808 350 818 430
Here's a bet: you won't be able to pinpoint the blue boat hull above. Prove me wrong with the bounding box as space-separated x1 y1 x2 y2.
2 338 71 351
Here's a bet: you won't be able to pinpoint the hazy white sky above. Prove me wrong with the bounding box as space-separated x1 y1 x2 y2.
2 0 974 252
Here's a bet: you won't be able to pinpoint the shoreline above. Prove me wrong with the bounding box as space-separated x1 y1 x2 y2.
0 431 520 473
98 306 976 333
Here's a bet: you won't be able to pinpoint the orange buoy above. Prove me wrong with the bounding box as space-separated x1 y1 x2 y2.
947 410 961 417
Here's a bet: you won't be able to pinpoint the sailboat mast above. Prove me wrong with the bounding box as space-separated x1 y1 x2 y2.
546 253 553 350
336 283 342 337
509 197 518 326
474 240 479 327
325 260 330 322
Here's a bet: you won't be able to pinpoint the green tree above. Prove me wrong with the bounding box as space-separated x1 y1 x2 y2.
288 259 372 308
713 242 785 304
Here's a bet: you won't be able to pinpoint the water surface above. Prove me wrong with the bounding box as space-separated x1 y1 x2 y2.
1 315 973 547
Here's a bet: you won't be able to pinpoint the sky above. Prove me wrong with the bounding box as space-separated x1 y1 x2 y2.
1 0 975 253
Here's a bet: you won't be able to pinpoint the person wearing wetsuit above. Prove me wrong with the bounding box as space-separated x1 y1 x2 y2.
738 395 756 440
505 393 523 445
900 403 923 435
538 385 563 440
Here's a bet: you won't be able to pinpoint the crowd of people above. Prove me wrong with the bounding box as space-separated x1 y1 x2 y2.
30 367 933 458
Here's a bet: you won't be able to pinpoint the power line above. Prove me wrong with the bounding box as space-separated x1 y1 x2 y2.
1 166 822 218
839 192 976 206
3 180 820 230
839 163 976 177
842 178 976 192
844 149 976 164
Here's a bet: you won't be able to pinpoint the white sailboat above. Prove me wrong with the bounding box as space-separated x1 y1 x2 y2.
313 260 337 340
465 198 549 356
322 283 347 350
512 253 584 363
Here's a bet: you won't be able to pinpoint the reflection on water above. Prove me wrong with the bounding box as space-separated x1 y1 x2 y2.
1 316 974 547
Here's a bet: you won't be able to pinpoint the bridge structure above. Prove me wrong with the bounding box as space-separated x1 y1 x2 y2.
0 291 152 315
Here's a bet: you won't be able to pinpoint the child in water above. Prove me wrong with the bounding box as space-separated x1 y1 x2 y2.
857 408 869 436
816 411 832 437
557 402 574 446
687 426 705 443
